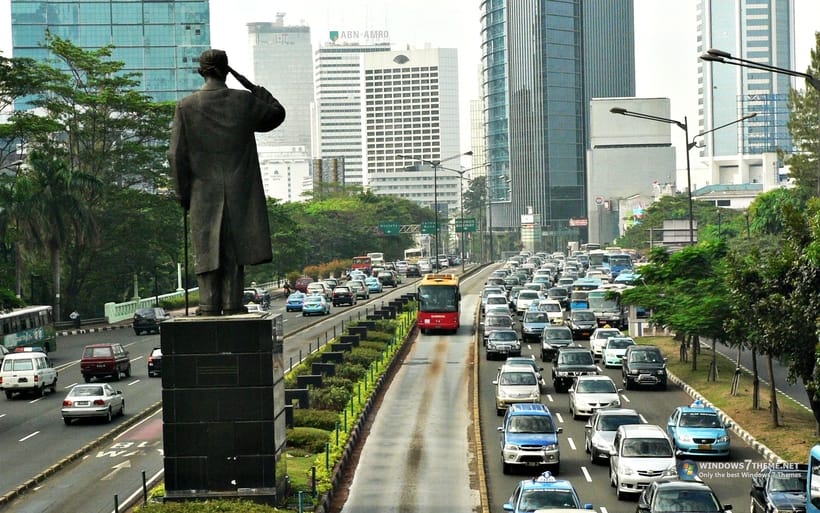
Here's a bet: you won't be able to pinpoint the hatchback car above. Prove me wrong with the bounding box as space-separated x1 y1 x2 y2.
666 400 731 457
498 405 562 474
568 375 621 419
132 307 171 335
636 480 731 513
331 285 357 307
147 347 162 377
552 347 599 393
302 295 331 316
285 292 306 312
80 343 131 382
485 328 521 360
520 309 550 344
61 383 125 424
584 407 644 464
503 471 590 512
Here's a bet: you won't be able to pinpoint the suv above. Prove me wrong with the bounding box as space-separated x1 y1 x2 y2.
80 343 131 382
133 307 171 335
493 363 541 415
498 404 562 474
375 270 397 288
331 285 357 306
0 351 58 399
622 345 668 390
540 326 574 362
610 424 677 499
551 347 599 393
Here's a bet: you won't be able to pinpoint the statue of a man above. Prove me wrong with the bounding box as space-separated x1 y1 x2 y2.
169 49 286 316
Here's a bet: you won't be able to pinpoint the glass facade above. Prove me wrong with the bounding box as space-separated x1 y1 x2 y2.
11 0 210 105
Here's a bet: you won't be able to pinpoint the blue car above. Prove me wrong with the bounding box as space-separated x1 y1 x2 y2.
365 277 383 293
503 471 592 513
285 292 306 312
302 295 331 316
666 400 731 457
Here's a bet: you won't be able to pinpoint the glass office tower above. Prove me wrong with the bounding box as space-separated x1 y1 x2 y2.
11 0 210 104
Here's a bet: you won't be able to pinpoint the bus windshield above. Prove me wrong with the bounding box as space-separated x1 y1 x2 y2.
588 291 620 311
418 285 459 312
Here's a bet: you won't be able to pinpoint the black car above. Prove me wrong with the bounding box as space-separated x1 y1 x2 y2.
551 347 599 393
376 270 397 288
133 307 171 335
540 326 574 362
750 464 807 513
331 285 357 306
621 345 668 390
567 309 597 339
637 480 731 513
406 263 421 277
147 347 163 377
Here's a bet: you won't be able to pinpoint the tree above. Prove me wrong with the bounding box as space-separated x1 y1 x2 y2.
784 32 820 196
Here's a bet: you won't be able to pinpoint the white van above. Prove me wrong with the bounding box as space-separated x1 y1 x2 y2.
609 424 677 499
0 351 59 399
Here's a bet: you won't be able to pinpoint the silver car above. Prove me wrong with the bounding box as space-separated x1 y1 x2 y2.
61 383 125 424
583 407 643 464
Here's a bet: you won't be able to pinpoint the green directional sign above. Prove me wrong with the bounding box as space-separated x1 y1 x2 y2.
421 220 439 234
378 221 400 235
455 217 477 233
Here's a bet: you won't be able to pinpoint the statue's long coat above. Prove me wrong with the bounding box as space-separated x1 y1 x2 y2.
169 82 285 274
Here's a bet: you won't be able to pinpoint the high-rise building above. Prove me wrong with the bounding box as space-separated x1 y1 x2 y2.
697 0 794 188
315 41 391 186
249 14 314 151
480 0 635 252
11 0 209 104
365 47 463 215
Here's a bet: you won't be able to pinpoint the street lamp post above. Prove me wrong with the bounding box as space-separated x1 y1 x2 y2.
397 151 473 268
486 174 511 262
610 107 756 246
439 164 485 273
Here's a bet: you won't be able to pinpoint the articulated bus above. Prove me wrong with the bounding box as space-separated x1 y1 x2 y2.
0 305 57 353
417 273 460 334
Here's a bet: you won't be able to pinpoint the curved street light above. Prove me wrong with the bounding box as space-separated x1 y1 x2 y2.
701 49 820 91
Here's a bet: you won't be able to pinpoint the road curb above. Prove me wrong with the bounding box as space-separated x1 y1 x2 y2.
666 371 785 464
57 323 132 337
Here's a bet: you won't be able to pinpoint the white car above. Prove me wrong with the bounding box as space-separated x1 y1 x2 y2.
589 327 623 359
536 299 564 325
568 375 621 419
61 383 125 424
610 424 677 499
515 289 542 315
394 260 408 274
602 337 636 368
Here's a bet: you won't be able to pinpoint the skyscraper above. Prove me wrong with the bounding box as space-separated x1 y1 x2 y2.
11 0 209 103
697 0 794 186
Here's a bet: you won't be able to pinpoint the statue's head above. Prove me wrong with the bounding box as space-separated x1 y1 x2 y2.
198 49 229 80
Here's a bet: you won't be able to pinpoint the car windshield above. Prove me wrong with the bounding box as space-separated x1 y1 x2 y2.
654 490 720 513
509 415 555 433
630 350 663 363
539 303 561 312
560 352 593 365
679 413 722 428
487 316 513 328
576 379 616 393
622 438 673 458
491 331 518 341
573 311 596 321
599 414 643 431
72 386 104 396
487 296 507 305
543 330 571 340
519 291 539 299
519 489 579 511
769 471 807 492
499 371 537 386
524 312 549 323
607 339 634 349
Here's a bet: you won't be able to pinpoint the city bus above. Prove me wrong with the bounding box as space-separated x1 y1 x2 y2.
0 305 57 353
404 248 424 264
351 255 373 275
602 253 633 279
571 277 603 292
587 287 627 329
588 249 606 268
417 273 460 334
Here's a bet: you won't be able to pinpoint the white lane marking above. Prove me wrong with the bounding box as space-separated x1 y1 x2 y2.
601 507 609 513
19 431 40 442
130 356 144 362
127 379 140 386
555 412 564 423
0 413 6 419
567 437 577 450
545 394 554 403
621 394 631 403
581 466 592 482
640 413 648 423
67 382 79 389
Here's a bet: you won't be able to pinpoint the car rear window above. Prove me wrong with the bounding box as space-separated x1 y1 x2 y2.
6 359 34 371
85 347 113 358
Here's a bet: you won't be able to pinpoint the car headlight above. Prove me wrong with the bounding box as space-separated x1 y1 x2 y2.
504 444 520 451
656 369 666 375
716 434 730 443
544 342 554 348
620 465 635 475
663 466 678 478
608 399 621 407
529 390 540 399
592 437 612 451
629 369 638 375
544 443 558 451
677 433 693 443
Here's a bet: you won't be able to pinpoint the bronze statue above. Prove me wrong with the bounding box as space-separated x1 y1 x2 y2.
169 49 285 316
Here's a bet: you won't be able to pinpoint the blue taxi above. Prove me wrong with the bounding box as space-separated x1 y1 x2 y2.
503 471 592 513
285 292 306 312
666 400 731 457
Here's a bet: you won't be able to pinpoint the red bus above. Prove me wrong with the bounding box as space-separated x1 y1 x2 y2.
351 256 372 275
417 273 461 334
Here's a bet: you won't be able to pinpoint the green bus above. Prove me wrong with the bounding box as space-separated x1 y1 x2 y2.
0 305 57 353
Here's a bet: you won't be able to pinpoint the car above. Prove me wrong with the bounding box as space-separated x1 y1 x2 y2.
418 259 433 274
365 276 383 293
547 287 570 309
348 270 368 283
485 328 522 360
486 277 507 289
520 309 550 343
515 289 543 315
584 408 644 464
80 343 131 382
602 337 636 368
498 404 563 474
306 282 332 301
610 424 677 499
666 400 731 458
750 463 808 513
568 375 621 419
302 295 331 316
61 383 125 424
482 313 516 345
622 345 668 390
567 309 597 339
551 347 599 393
505 355 547 391
0 351 58 399
132 307 171 335
406 263 421 277
486 304 514 318
322 278 339 290
286 291 306 312
493 363 541 415
147 347 162 377
294 276 314 293
394 260 409 274
536 299 565 325
502 471 591 512
482 286 507 312
246 303 265 313
540 326 574 362
637 480 732 513
375 269 398 288
485 293 511 313
331 285 357 306
504 275 521 290
589 327 624 359
347 279 370 300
